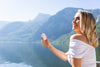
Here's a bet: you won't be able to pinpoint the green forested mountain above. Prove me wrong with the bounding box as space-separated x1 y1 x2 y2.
52 31 76 51
96 15 100 61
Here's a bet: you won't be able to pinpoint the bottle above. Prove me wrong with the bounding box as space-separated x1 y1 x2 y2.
41 32 47 40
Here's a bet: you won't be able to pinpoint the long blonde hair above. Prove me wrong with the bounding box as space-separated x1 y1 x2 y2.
78 10 98 48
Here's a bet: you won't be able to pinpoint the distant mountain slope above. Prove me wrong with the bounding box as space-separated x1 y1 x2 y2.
0 22 25 36
86 9 100 20
96 15 100 61
8 13 51 36
32 8 79 41
0 13 51 41
0 21 11 30
33 13 51 23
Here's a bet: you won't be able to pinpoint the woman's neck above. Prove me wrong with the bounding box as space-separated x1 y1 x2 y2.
76 30 82 34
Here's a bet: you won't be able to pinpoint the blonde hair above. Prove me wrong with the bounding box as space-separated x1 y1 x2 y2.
78 10 98 48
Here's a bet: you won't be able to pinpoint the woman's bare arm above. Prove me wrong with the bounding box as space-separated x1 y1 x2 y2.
48 44 68 61
41 37 68 61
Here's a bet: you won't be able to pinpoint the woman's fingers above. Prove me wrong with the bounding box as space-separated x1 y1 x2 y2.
41 36 50 48
42 40 45 45
41 36 43 40
42 40 48 48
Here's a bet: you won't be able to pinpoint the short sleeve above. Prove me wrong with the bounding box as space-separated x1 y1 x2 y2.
69 40 89 58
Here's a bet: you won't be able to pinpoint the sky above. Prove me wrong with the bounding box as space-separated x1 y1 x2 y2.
0 0 100 22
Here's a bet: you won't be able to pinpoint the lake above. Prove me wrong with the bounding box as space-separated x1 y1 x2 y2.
0 42 71 67
0 62 32 67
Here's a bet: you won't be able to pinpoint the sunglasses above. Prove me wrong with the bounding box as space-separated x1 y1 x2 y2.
73 16 80 23
76 16 80 20
74 16 80 20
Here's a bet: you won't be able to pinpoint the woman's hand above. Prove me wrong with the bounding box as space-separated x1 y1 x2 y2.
41 36 51 48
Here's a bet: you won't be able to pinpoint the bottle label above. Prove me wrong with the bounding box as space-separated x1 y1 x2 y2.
41 33 47 40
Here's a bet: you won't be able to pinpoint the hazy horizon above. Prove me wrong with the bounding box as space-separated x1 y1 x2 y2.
0 0 100 22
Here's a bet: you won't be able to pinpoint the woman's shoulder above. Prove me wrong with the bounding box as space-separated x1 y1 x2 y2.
70 34 92 47
70 34 83 41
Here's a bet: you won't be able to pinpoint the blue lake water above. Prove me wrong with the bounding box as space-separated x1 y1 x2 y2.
0 62 32 67
0 42 71 67
0 42 36 67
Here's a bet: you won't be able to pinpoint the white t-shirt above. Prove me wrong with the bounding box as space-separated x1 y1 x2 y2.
68 39 96 67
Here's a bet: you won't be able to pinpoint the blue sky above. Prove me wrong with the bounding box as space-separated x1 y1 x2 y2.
0 0 100 22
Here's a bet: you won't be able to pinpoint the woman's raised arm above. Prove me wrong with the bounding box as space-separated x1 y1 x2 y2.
41 37 68 61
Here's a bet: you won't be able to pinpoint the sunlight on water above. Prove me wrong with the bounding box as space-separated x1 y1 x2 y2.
0 62 33 67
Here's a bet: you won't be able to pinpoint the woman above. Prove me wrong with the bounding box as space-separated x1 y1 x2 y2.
41 10 98 67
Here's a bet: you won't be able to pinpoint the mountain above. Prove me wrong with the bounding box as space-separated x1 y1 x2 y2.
0 21 11 30
0 22 25 37
96 15 100 24
52 31 76 51
96 16 100 61
0 13 51 41
32 8 79 41
86 9 100 20
9 13 50 35
33 13 51 23
32 7 100 41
